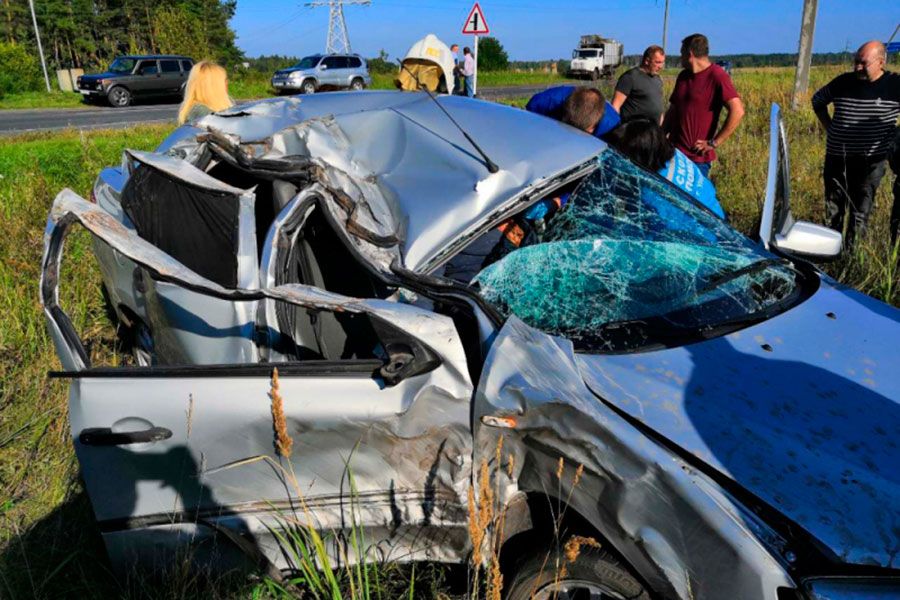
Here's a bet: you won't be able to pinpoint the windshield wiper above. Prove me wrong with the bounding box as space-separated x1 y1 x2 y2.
397 60 499 173
695 257 792 297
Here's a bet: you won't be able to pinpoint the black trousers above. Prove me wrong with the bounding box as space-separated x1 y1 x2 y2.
824 153 888 246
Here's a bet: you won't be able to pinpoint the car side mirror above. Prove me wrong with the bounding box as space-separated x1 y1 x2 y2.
772 220 842 261
319 64 327 70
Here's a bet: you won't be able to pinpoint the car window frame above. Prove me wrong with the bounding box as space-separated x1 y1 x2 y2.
322 56 344 69
348 56 362 69
135 60 159 76
180 59 194 72
159 59 181 74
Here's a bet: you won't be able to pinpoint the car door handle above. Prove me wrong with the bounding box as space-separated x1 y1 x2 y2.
79 426 172 446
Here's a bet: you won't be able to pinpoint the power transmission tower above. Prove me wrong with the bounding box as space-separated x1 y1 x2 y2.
305 0 371 55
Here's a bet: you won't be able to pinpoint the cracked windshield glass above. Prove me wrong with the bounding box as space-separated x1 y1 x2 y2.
474 150 801 352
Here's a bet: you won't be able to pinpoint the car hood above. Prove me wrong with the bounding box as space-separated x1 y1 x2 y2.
577 277 900 569
164 93 603 274
274 68 312 76
80 71 119 81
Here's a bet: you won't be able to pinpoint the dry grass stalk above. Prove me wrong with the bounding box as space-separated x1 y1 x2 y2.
270 367 293 458
556 456 564 480
564 535 600 563
185 393 195 439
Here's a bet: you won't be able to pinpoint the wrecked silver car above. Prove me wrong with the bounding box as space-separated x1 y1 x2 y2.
42 92 900 598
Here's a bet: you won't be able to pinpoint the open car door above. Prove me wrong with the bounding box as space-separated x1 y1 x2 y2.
41 190 474 571
758 103 841 260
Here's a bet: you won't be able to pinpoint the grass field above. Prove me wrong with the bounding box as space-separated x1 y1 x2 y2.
1 66 898 598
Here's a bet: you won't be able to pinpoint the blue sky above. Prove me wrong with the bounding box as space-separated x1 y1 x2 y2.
232 0 899 61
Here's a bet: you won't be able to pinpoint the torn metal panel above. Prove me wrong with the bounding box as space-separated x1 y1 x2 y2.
172 93 603 273
44 190 471 375
577 279 900 570
474 316 796 599
47 188 476 567
126 149 251 196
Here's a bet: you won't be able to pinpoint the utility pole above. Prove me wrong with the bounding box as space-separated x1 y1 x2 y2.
790 0 818 110
27 0 51 92
662 0 670 56
305 0 371 55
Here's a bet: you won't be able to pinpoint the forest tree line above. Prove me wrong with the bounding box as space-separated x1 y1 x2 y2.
0 0 241 72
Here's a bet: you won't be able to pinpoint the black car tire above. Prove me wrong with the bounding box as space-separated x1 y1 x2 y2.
505 540 649 600
107 86 132 107
350 77 365 91
118 319 154 367
301 79 317 95
591 68 600 81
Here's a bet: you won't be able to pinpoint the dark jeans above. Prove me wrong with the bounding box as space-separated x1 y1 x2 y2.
694 161 712 178
823 153 888 246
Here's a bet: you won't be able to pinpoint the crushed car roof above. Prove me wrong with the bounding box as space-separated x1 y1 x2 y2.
169 91 604 274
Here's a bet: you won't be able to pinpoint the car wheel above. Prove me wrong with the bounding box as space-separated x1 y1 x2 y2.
350 77 365 91
591 68 600 82
301 79 317 95
126 320 154 367
107 86 131 107
505 539 649 600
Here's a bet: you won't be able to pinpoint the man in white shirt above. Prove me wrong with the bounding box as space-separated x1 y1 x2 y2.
462 47 475 97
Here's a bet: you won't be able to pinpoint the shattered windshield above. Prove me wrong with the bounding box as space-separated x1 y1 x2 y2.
473 150 802 353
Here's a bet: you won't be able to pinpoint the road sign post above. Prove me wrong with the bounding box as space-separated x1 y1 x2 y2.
461 2 489 97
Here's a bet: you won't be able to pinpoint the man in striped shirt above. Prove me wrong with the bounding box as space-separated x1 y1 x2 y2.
812 41 900 247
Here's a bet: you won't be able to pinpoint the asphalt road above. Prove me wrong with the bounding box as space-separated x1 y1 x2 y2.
0 84 554 135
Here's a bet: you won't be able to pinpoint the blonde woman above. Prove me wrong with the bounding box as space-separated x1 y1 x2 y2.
177 61 233 124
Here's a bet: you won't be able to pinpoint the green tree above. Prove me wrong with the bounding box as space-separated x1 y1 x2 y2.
153 5 212 61
477 36 508 71
366 49 394 74
0 42 42 95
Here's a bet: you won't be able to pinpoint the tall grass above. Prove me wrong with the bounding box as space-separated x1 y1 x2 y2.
0 65 898 598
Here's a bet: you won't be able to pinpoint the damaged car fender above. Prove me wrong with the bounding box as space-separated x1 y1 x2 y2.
473 316 796 599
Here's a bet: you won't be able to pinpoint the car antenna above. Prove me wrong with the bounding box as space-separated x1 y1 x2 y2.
397 59 499 174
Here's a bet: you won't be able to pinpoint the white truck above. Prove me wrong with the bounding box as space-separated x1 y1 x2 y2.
567 35 623 80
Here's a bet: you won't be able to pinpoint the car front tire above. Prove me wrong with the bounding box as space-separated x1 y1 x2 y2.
350 77 365 91
591 68 600 82
107 86 132 107
505 539 649 600
301 79 317 95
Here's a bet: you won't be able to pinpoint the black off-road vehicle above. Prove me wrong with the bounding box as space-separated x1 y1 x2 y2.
76 55 195 107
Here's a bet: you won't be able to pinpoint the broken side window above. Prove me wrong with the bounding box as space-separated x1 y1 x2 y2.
473 150 801 353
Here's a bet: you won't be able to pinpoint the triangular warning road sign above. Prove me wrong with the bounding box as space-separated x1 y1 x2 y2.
462 2 490 34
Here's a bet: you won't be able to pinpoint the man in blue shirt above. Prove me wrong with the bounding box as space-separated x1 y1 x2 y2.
525 85 621 139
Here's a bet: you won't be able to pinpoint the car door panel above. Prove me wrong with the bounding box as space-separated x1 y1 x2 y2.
158 59 185 93
134 60 166 95
42 189 475 566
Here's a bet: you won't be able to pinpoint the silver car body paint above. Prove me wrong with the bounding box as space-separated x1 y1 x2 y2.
42 189 475 568
473 316 795 600
43 95 900 597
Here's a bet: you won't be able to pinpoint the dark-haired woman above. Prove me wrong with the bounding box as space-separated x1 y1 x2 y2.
607 118 725 218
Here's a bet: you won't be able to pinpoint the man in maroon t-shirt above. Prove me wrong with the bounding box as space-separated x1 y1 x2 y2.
664 33 744 177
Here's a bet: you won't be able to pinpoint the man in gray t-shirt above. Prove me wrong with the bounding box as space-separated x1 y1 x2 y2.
612 45 665 123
